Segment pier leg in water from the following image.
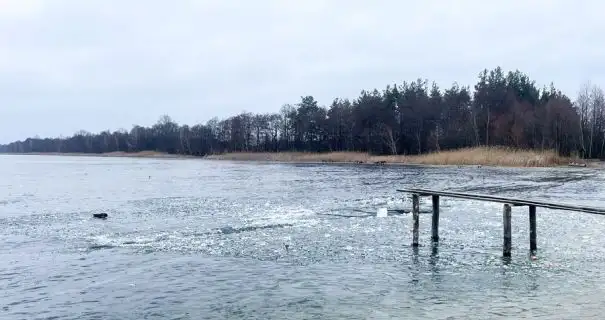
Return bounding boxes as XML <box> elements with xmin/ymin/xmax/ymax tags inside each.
<box><xmin>412</xmin><ymin>194</ymin><xmax>420</xmax><ymax>247</ymax></box>
<box><xmin>529</xmin><ymin>205</ymin><xmax>537</xmax><ymax>253</ymax></box>
<box><xmin>503</xmin><ymin>204</ymin><xmax>512</xmax><ymax>257</ymax></box>
<box><xmin>431</xmin><ymin>195</ymin><xmax>440</xmax><ymax>242</ymax></box>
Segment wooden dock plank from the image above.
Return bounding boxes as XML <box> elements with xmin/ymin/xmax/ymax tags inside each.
<box><xmin>397</xmin><ymin>188</ymin><xmax>605</xmax><ymax>215</ymax></box>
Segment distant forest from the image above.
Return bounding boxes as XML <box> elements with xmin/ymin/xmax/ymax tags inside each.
<box><xmin>2</xmin><ymin>66</ymin><xmax>605</xmax><ymax>158</ymax></box>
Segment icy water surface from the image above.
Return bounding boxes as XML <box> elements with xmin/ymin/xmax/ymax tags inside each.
<box><xmin>1</xmin><ymin>155</ymin><xmax>605</xmax><ymax>319</ymax></box>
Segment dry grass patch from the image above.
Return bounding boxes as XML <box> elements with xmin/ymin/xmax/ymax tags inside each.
<box><xmin>206</xmin><ymin>146</ymin><xmax>577</xmax><ymax>167</ymax></box>
<box><xmin>397</xmin><ymin>147</ymin><xmax>570</xmax><ymax>167</ymax></box>
<box><xmin>101</xmin><ymin>151</ymin><xmax>177</xmax><ymax>158</ymax></box>
<box><xmin>204</xmin><ymin>151</ymin><xmax>372</xmax><ymax>163</ymax></box>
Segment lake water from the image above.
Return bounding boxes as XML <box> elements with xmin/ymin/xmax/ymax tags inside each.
<box><xmin>1</xmin><ymin>155</ymin><xmax>605</xmax><ymax>319</ymax></box>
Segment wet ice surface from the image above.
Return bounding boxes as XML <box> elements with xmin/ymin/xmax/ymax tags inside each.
<box><xmin>1</xmin><ymin>155</ymin><xmax>605</xmax><ymax>319</ymax></box>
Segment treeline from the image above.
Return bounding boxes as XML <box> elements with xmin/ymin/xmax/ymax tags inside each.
<box><xmin>2</xmin><ymin>66</ymin><xmax>605</xmax><ymax>158</ymax></box>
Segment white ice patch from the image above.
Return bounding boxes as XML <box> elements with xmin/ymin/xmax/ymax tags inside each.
<box><xmin>248</xmin><ymin>205</ymin><xmax>318</xmax><ymax>227</ymax></box>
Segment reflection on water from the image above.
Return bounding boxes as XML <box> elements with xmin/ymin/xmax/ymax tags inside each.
<box><xmin>1</xmin><ymin>155</ymin><xmax>605</xmax><ymax>319</ymax></box>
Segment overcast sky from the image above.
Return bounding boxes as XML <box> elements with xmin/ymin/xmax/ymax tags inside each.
<box><xmin>1</xmin><ymin>0</ymin><xmax>604</xmax><ymax>143</ymax></box>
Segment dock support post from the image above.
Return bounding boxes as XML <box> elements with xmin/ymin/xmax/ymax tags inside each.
<box><xmin>503</xmin><ymin>204</ymin><xmax>512</xmax><ymax>257</ymax></box>
<box><xmin>529</xmin><ymin>205</ymin><xmax>537</xmax><ymax>253</ymax></box>
<box><xmin>412</xmin><ymin>194</ymin><xmax>420</xmax><ymax>247</ymax></box>
<box><xmin>431</xmin><ymin>195</ymin><xmax>439</xmax><ymax>242</ymax></box>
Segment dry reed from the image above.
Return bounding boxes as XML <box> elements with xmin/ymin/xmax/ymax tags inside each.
<box><xmin>204</xmin><ymin>146</ymin><xmax>578</xmax><ymax>167</ymax></box>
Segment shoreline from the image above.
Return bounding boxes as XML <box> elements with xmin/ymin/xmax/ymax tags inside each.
<box><xmin>0</xmin><ymin>151</ymin><xmax>194</xmax><ymax>159</ymax></box>
<box><xmin>1</xmin><ymin>147</ymin><xmax>592</xmax><ymax>168</ymax></box>
<box><xmin>202</xmin><ymin>148</ymin><xmax>585</xmax><ymax>168</ymax></box>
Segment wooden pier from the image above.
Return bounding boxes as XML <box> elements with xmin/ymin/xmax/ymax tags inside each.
<box><xmin>397</xmin><ymin>188</ymin><xmax>605</xmax><ymax>257</ymax></box>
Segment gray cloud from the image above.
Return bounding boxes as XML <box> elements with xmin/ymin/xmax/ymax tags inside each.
<box><xmin>1</xmin><ymin>0</ymin><xmax>604</xmax><ymax>143</ymax></box>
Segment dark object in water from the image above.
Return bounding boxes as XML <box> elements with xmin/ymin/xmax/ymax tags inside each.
<box><xmin>92</xmin><ymin>213</ymin><xmax>108</xmax><ymax>219</ymax></box>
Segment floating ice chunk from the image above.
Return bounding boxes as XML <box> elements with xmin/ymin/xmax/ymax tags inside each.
<box><xmin>376</xmin><ymin>207</ymin><xmax>388</xmax><ymax>218</ymax></box>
